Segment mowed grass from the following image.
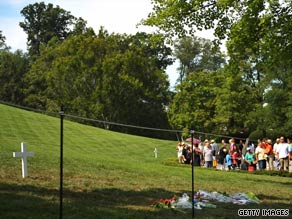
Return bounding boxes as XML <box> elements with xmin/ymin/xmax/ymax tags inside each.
<box><xmin>0</xmin><ymin>103</ymin><xmax>291</xmax><ymax>219</ymax></box>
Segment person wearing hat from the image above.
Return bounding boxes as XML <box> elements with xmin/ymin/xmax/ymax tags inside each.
<box><xmin>244</xmin><ymin>147</ymin><xmax>256</xmax><ymax>171</ymax></box>
<box><xmin>176</xmin><ymin>141</ymin><xmax>186</xmax><ymax>164</ymax></box>
<box><xmin>265</xmin><ymin>139</ymin><xmax>274</xmax><ymax>170</ymax></box>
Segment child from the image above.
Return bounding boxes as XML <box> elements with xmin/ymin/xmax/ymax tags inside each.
<box><xmin>225</xmin><ymin>150</ymin><xmax>232</xmax><ymax>170</ymax></box>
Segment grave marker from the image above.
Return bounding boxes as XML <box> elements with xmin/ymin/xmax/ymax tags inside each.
<box><xmin>13</xmin><ymin>142</ymin><xmax>34</xmax><ymax>178</ymax></box>
<box><xmin>154</xmin><ymin>147</ymin><xmax>158</xmax><ymax>158</ymax></box>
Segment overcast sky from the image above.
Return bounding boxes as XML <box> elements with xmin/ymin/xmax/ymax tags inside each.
<box><xmin>0</xmin><ymin>0</ymin><xmax>215</xmax><ymax>88</ymax></box>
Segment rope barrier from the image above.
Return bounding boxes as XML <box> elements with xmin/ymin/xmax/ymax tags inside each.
<box><xmin>0</xmin><ymin>100</ymin><xmax>251</xmax><ymax>141</ymax></box>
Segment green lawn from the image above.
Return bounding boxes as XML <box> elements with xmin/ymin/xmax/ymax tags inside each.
<box><xmin>0</xmin><ymin>103</ymin><xmax>291</xmax><ymax>219</ymax></box>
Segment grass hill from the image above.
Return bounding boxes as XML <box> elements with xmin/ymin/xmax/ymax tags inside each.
<box><xmin>0</xmin><ymin>103</ymin><xmax>291</xmax><ymax>219</ymax></box>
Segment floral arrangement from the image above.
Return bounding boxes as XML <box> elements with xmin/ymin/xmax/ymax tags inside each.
<box><xmin>150</xmin><ymin>195</ymin><xmax>177</xmax><ymax>208</ymax></box>
<box><xmin>151</xmin><ymin>191</ymin><xmax>261</xmax><ymax>210</ymax></box>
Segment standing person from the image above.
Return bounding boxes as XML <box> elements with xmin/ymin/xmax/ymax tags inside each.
<box><xmin>275</xmin><ymin>136</ymin><xmax>290</xmax><ymax>171</ymax></box>
<box><xmin>192</xmin><ymin>143</ymin><xmax>202</xmax><ymax>166</ymax></box>
<box><xmin>249</xmin><ymin>142</ymin><xmax>255</xmax><ymax>154</ymax></box>
<box><xmin>237</xmin><ymin>140</ymin><xmax>244</xmax><ymax>168</ymax></box>
<box><xmin>289</xmin><ymin>139</ymin><xmax>292</xmax><ymax>165</ymax></box>
<box><xmin>232</xmin><ymin>145</ymin><xmax>240</xmax><ymax>169</ymax></box>
<box><xmin>265</xmin><ymin>139</ymin><xmax>274</xmax><ymax>170</ymax></box>
<box><xmin>211</xmin><ymin>139</ymin><xmax>219</xmax><ymax>168</ymax></box>
<box><xmin>211</xmin><ymin>139</ymin><xmax>219</xmax><ymax>155</ymax></box>
<box><xmin>218</xmin><ymin>141</ymin><xmax>228</xmax><ymax>170</ymax></box>
<box><xmin>238</xmin><ymin>139</ymin><xmax>244</xmax><ymax>154</ymax></box>
<box><xmin>273</xmin><ymin>138</ymin><xmax>280</xmax><ymax>170</ymax></box>
<box><xmin>176</xmin><ymin>142</ymin><xmax>186</xmax><ymax>164</ymax></box>
<box><xmin>241</xmin><ymin>138</ymin><xmax>249</xmax><ymax>169</ymax></box>
<box><xmin>182</xmin><ymin>144</ymin><xmax>191</xmax><ymax>164</ymax></box>
<box><xmin>255</xmin><ymin>142</ymin><xmax>267</xmax><ymax>170</ymax></box>
<box><xmin>229</xmin><ymin>138</ymin><xmax>235</xmax><ymax>153</ymax></box>
<box><xmin>261</xmin><ymin>138</ymin><xmax>268</xmax><ymax>149</ymax></box>
<box><xmin>203</xmin><ymin>140</ymin><xmax>213</xmax><ymax>168</ymax></box>
<box><xmin>287</xmin><ymin>138</ymin><xmax>292</xmax><ymax>159</ymax></box>
<box><xmin>199</xmin><ymin>142</ymin><xmax>204</xmax><ymax>166</ymax></box>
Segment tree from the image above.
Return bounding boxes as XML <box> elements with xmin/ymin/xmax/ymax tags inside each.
<box><xmin>72</xmin><ymin>17</ymin><xmax>96</xmax><ymax>36</ymax></box>
<box><xmin>224</xmin><ymin>1</ymin><xmax>292</xmax><ymax>137</ymax></box>
<box><xmin>0</xmin><ymin>31</ymin><xmax>5</xmax><ymax>49</ymax></box>
<box><xmin>144</xmin><ymin>0</ymin><xmax>292</xmax><ymax>137</ymax></box>
<box><xmin>19</xmin><ymin>2</ymin><xmax>76</xmax><ymax>56</ymax></box>
<box><xmin>0</xmin><ymin>49</ymin><xmax>29</xmax><ymax>104</ymax></box>
<box><xmin>24</xmin><ymin>30</ymin><xmax>173</xmax><ymax>138</ymax></box>
<box><xmin>174</xmin><ymin>36</ymin><xmax>225</xmax><ymax>83</ymax></box>
<box><xmin>211</xmin><ymin>64</ymin><xmax>257</xmax><ymax>136</ymax></box>
<box><xmin>168</xmin><ymin>70</ymin><xmax>223</xmax><ymax>133</ymax></box>
<box><xmin>0</xmin><ymin>31</ymin><xmax>9</xmax><ymax>50</ymax></box>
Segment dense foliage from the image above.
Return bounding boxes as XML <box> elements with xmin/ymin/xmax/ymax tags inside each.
<box><xmin>144</xmin><ymin>0</ymin><xmax>292</xmax><ymax>138</ymax></box>
<box><xmin>19</xmin><ymin>2</ymin><xmax>80</xmax><ymax>57</ymax></box>
<box><xmin>24</xmin><ymin>30</ymin><xmax>173</xmax><ymax>137</ymax></box>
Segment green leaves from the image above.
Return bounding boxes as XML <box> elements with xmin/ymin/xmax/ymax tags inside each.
<box><xmin>168</xmin><ymin>71</ymin><xmax>222</xmax><ymax>132</ymax></box>
<box><xmin>0</xmin><ymin>31</ymin><xmax>7</xmax><ymax>50</ymax></box>
<box><xmin>24</xmin><ymin>30</ymin><xmax>172</xmax><ymax>137</ymax></box>
<box><xmin>0</xmin><ymin>50</ymin><xmax>29</xmax><ymax>104</ymax></box>
<box><xmin>19</xmin><ymin>2</ymin><xmax>77</xmax><ymax>57</ymax></box>
<box><xmin>174</xmin><ymin>36</ymin><xmax>226</xmax><ymax>84</ymax></box>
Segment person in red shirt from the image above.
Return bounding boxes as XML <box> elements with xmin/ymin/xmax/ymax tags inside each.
<box><xmin>261</xmin><ymin>138</ymin><xmax>268</xmax><ymax>149</ymax></box>
<box><xmin>265</xmin><ymin>139</ymin><xmax>274</xmax><ymax>170</ymax></box>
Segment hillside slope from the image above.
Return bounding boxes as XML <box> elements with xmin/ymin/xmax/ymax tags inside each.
<box><xmin>0</xmin><ymin>104</ymin><xmax>291</xmax><ymax>219</ymax></box>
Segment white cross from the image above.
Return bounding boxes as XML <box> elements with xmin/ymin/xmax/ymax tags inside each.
<box><xmin>13</xmin><ymin>142</ymin><xmax>35</xmax><ymax>178</ymax></box>
<box><xmin>154</xmin><ymin>148</ymin><xmax>158</xmax><ymax>158</ymax></box>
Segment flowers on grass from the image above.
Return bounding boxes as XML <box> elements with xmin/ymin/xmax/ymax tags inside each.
<box><xmin>151</xmin><ymin>195</ymin><xmax>177</xmax><ymax>208</ymax></box>
<box><xmin>151</xmin><ymin>191</ymin><xmax>261</xmax><ymax>209</ymax></box>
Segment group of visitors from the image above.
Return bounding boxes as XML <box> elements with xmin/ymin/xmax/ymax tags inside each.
<box><xmin>176</xmin><ymin>136</ymin><xmax>292</xmax><ymax>171</ymax></box>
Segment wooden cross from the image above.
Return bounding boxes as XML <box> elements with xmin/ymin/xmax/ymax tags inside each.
<box><xmin>13</xmin><ymin>142</ymin><xmax>35</xmax><ymax>178</ymax></box>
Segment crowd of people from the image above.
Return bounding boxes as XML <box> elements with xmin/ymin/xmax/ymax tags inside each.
<box><xmin>176</xmin><ymin>137</ymin><xmax>292</xmax><ymax>172</ymax></box>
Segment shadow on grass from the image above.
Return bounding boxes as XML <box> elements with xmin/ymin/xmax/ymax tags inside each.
<box><xmin>0</xmin><ymin>183</ymin><xmax>59</xmax><ymax>219</ymax></box>
<box><xmin>0</xmin><ymin>183</ymin><xmax>291</xmax><ymax>219</ymax></box>
<box><xmin>0</xmin><ymin>183</ymin><xmax>190</xmax><ymax>219</ymax></box>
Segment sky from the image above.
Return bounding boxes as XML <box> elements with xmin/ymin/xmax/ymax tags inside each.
<box><xmin>0</xmin><ymin>0</ymin><xmax>215</xmax><ymax>88</ymax></box>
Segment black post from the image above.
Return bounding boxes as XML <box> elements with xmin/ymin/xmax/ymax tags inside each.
<box><xmin>190</xmin><ymin>130</ymin><xmax>195</xmax><ymax>219</ymax></box>
<box><xmin>60</xmin><ymin>106</ymin><xmax>64</xmax><ymax>219</ymax></box>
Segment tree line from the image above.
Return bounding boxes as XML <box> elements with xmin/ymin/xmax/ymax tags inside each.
<box><xmin>1</xmin><ymin>1</ymin><xmax>292</xmax><ymax>140</ymax></box>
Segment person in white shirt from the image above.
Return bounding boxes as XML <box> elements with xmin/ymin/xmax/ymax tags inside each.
<box><xmin>273</xmin><ymin>138</ymin><xmax>280</xmax><ymax>170</ymax></box>
<box><xmin>255</xmin><ymin>143</ymin><xmax>267</xmax><ymax>170</ymax></box>
<box><xmin>203</xmin><ymin>140</ymin><xmax>213</xmax><ymax>168</ymax></box>
<box><xmin>176</xmin><ymin>142</ymin><xmax>186</xmax><ymax>163</ymax></box>
<box><xmin>275</xmin><ymin>136</ymin><xmax>289</xmax><ymax>171</ymax></box>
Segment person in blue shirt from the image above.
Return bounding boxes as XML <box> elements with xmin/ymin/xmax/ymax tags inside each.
<box><xmin>244</xmin><ymin>147</ymin><xmax>256</xmax><ymax>171</ymax></box>
<box><xmin>225</xmin><ymin>150</ymin><xmax>232</xmax><ymax>170</ymax></box>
